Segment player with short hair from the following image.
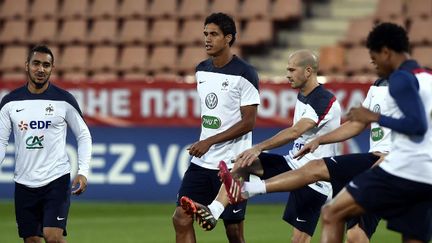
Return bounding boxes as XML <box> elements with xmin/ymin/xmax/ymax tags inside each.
<box><xmin>0</xmin><ymin>45</ymin><xmax>92</xmax><ymax>243</ymax></box>
<box><xmin>182</xmin><ymin>49</ymin><xmax>342</xmax><ymax>243</ymax></box>
<box><xmin>320</xmin><ymin>23</ymin><xmax>432</xmax><ymax>243</ymax></box>
<box><xmin>172</xmin><ymin>12</ymin><xmax>260</xmax><ymax>243</ymax></box>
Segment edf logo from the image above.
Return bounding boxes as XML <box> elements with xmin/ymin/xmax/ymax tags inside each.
<box><xmin>20</xmin><ymin>120</ymin><xmax>52</xmax><ymax>129</ymax></box>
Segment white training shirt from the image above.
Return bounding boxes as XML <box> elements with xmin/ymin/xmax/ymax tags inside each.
<box><xmin>191</xmin><ymin>56</ymin><xmax>260</xmax><ymax>170</ymax></box>
<box><xmin>362</xmin><ymin>79</ymin><xmax>394</xmax><ymax>152</ymax></box>
<box><xmin>286</xmin><ymin>85</ymin><xmax>341</xmax><ymax>195</ymax></box>
<box><xmin>380</xmin><ymin>68</ymin><xmax>432</xmax><ymax>185</ymax></box>
<box><xmin>0</xmin><ymin>83</ymin><xmax>92</xmax><ymax>187</ymax></box>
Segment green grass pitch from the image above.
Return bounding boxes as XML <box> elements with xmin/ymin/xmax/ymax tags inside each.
<box><xmin>0</xmin><ymin>201</ymin><xmax>400</xmax><ymax>242</ymax></box>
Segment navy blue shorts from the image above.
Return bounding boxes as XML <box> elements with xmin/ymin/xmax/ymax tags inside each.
<box><xmin>347</xmin><ymin>166</ymin><xmax>432</xmax><ymax>242</ymax></box>
<box><xmin>324</xmin><ymin>153</ymin><xmax>381</xmax><ymax>238</ymax></box>
<box><xmin>259</xmin><ymin>152</ymin><xmax>327</xmax><ymax>236</ymax></box>
<box><xmin>15</xmin><ymin>174</ymin><xmax>71</xmax><ymax>239</ymax></box>
<box><xmin>177</xmin><ymin>163</ymin><xmax>247</xmax><ymax>224</ymax></box>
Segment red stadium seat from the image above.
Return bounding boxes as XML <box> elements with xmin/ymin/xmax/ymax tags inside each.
<box><xmin>118</xmin><ymin>0</ymin><xmax>149</xmax><ymax>19</ymax></box>
<box><xmin>178</xmin><ymin>0</ymin><xmax>209</xmax><ymax>19</ymax></box>
<box><xmin>149</xmin><ymin>19</ymin><xmax>178</xmax><ymax>45</ymax></box>
<box><xmin>147</xmin><ymin>46</ymin><xmax>178</xmax><ymax>73</ymax></box>
<box><xmin>89</xmin><ymin>0</ymin><xmax>117</xmax><ymax>19</ymax></box>
<box><xmin>29</xmin><ymin>0</ymin><xmax>58</xmax><ymax>20</ymax></box>
<box><xmin>374</xmin><ymin>0</ymin><xmax>404</xmax><ymax>20</ymax></box>
<box><xmin>88</xmin><ymin>46</ymin><xmax>118</xmax><ymax>72</ymax></box>
<box><xmin>412</xmin><ymin>46</ymin><xmax>432</xmax><ymax>69</ymax></box>
<box><xmin>119</xmin><ymin>46</ymin><xmax>148</xmax><ymax>72</ymax></box>
<box><xmin>345</xmin><ymin>46</ymin><xmax>374</xmax><ymax>75</ymax></box>
<box><xmin>88</xmin><ymin>19</ymin><xmax>118</xmax><ymax>44</ymax></box>
<box><xmin>147</xmin><ymin>0</ymin><xmax>177</xmax><ymax>19</ymax></box>
<box><xmin>239</xmin><ymin>0</ymin><xmax>270</xmax><ymax>20</ymax></box>
<box><xmin>59</xmin><ymin>0</ymin><xmax>88</xmax><ymax>19</ymax></box>
<box><xmin>318</xmin><ymin>45</ymin><xmax>346</xmax><ymax>75</ymax></box>
<box><xmin>409</xmin><ymin>18</ymin><xmax>432</xmax><ymax>45</ymax></box>
<box><xmin>0</xmin><ymin>46</ymin><xmax>28</xmax><ymax>72</ymax></box>
<box><xmin>210</xmin><ymin>0</ymin><xmax>240</xmax><ymax>16</ymax></box>
<box><xmin>58</xmin><ymin>19</ymin><xmax>88</xmax><ymax>44</ymax></box>
<box><xmin>271</xmin><ymin>0</ymin><xmax>303</xmax><ymax>21</ymax></box>
<box><xmin>406</xmin><ymin>0</ymin><xmax>432</xmax><ymax>19</ymax></box>
<box><xmin>178</xmin><ymin>20</ymin><xmax>204</xmax><ymax>45</ymax></box>
<box><xmin>0</xmin><ymin>0</ymin><xmax>28</xmax><ymax>19</ymax></box>
<box><xmin>177</xmin><ymin>46</ymin><xmax>208</xmax><ymax>74</ymax></box>
<box><xmin>57</xmin><ymin>45</ymin><xmax>89</xmax><ymax>72</ymax></box>
<box><xmin>119</xmin><ymin>20</ymin><xmax>148</xmax><ymax>45</ymax></box>
<box><xmin>29</xmin><ymin>19</ymin><xmax>58</xmax><ymax>44</ymax></box>
<box><xmin>0</xmin><ymin>19</ymin><xmax>28</xmax><ymax>45</ymax></box>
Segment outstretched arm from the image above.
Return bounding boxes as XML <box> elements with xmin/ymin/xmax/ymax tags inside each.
<box><xmin>236</xmin><ymin>118</ymin><xmax>316</xmax><ymax>167</ymax></box>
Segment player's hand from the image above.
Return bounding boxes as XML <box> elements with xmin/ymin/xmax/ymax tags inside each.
<box><xmin>294</xmin><ymin>139</ymin><xmax>320</xmax><ymax>160</ymax></box>
<box><xmin>347</xmin><ymin>106</ymin><xmax>380</xmax><ymax>124</ymax></box>
<box><xmin>72</xmin><ymin>174</ymin><xmax>87</xmax><ymax>195</ymax></box>
<box><xmin>187</xmin><ymin>140</ymin><xmax>212</xmax><ymax>158</ymax></box>
<box><xmin>235</xmin><ymin>146</ymin><xmax>261</xmax><ymax>168</ymax></box>
<box><xmin>371</xmin><ymin>151</ymin><xmax>388</xmax><ymax>167</ymax></box>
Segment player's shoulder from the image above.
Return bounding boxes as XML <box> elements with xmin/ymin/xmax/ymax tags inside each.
<box><xmin>48</xmin><ymin>84</ymin><xmax>82</xmax><ymax>113</ymax></box>
<box><xmin>372</xmin><ymin>78</ymin><xmax>388</xmax><ymax>87</ymax></box>
<box><xmin>230</xmin><ymin>56</ymin><xmax>259</xmax><ymax>88</ymax></box>
<box><xmin>301</xmin><ymin>85</ymin><xmax>337</xmax><ymax>113</ymax></box>
<box><xmin>0</xmin><ymin>85</ymin><xmax>28</xmax><ymax>110</ymax></box>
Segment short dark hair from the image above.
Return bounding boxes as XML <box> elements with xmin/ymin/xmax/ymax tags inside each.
<box><xmin>204</xmin><ymin>12</ymin><xmax>237</xmax><ymax>46</ymax></box>
<box><xmin>366</xmin><ymin>22</ymin><xmax>409</xmax><ymax>53</ymax></box>
<box><xmin>27</xmin><ymin>45</ymin><xmax>54</xmax><ymax>64</ymax></box>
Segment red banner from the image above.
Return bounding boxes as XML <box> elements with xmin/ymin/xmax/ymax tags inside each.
<box><xmin>0</xmin><ymin>80</ymin><xmax>371</xmax><ymax>127</ymax></box>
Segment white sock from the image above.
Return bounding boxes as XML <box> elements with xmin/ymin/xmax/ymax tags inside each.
<box><xmin>208</xmin><ymin>200</ymin><xmax>225</xmax><ymax>220</ymax></box>
<box><xmin>244</xmin><ymin>179</ymin><xmax>266</xmax><ymax>198</ymax></box>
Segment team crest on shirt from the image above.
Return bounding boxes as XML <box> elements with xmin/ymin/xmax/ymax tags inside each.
<box><xmin>45</xmin><ymin>104</ymin><xmax>54</xmax><ymax>115</ymax></box>
<box><xmin>221</xmin><ymin>80</ymin><xmax>229</xmax><ymax>91</ymax></box>
<box><xmin>205</xmin><ymin>93</ymin><xmax>218</xmax><ymax>109</ymax></box>
<box><xmin>373</xmin><ymin>104</ymin><xmax>380</xmax><ymax>113</ymax></box>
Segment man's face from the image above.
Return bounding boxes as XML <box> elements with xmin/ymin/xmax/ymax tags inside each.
<box><xmin>203</xmin><ymin>23</ymin><xmax>230</xmax><ymax>56</ymax></box>
<box><xmin>26</xmin><ymin>52</ymin><xmax>53</xmax><ymax>88</ymax></box>
<box><xmin>286</xmin><ymin>57</ymin><xmax>308</xmax><ymax>89</ymax></box>
<box><xmin>369</xmin><ymin>49</ymin><xmax>392</xmax><ymax>78</ymax></box>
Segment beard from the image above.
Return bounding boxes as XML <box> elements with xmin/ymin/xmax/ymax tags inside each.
<box><xmin>28</xmin><ymin>72</ymin><xmax>50</xmax><ymax>89</ymax></box>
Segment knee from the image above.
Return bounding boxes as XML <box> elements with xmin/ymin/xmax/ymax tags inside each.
<box><xmin>346</xmin><ymin>227</ymin><xmax>369</xmax><ymax>243</ymax></box>
<box><xmin>24</xmin><ymin>236</ymin><xmax>42</xmax><ymax>243</ymax></box>
<box><xmin>321</xmin><ymin>204</ymin><xmax>338</xmax><ymax>224</ymax></box>
<box><xmin>44</xmin><ymin>235</ymin><xmax>63</xmax><ymax>243</ymax></box>
<box><xmin>305</xmin><ymin>159</ymin><xmax>328</xmax><ymax>181</ymax></box>
<box><xmin>291</xmin><ymin>230</ymin><xmax>311</xmax><ymax>243</ymax></box>
<box><xmin>172</xmin><ymin>208</ymin><xmax>193</xmax><ymax>229</ymax></box>
<box><xmin>225</xmin><ymin>223</ymin><xmax>244</xmax><ymax>243</ymax></box>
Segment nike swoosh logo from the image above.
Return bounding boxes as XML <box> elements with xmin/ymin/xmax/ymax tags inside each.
<box><xmin>233</xmin><ymin>209</ymin><xmax>242</xmax><ymax>214</ymax></box>
<box><xmin>330</xmin><ymin>157</ymin><xmax>337</xmax><ymax>163</ymax></box>
<box><xmin>296</xmin><ymin>217</ymin><xmax>307</xmax><ymax>222</ymax></box>
<box><xmin>349</xmin><ymin>181</ymin><xmax>359</xmax><ymax>189</ymax></box>
<box><xmin>16</xmin><ymin>109</ymin><xmax>24</xmax><ymax>112</ymax></box>
<box><xmin>57</xmin><ymin>216</ymin><xmax>65</xmax><ymax>221</ymax></box>
<box><xmin>198</xmin><ymin>81</ymin><xmax>206</xmax><ymax>84</ymax></box>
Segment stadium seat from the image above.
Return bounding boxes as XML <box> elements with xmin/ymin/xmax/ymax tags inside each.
<box><xmin>178</xmin><ymin>0</ymin><xmax>209</xmax><ymax>19</ymax></box>
<box><xmin>28</xmin><ymin>0</ymin><xmax>59</xmax><ymax>20</ymax></box>
<box><xmin>0</xmin><ymin>46</ymin><xmax>28</xmax><ymax>72</ymax></box>
<box><xmin>147</xmin><ymin>0</ymin><xmax>177</xmax><ymax>19</ymax></box>
<box><xmin>118</xmin><ymin>0</ymin><xmax>149</xmax><ymax>19</ymax></box>
<box><xmin>0</xmin><ymin>19</ymin><xmax>28</xmax><ymax>44</ymax></box>
<box><xmin>147</xmin><ymin>46</ymin><xmax>178</xmax><ymax>73</ymax></box>
<box><xmin>122</xmin><ymin>71</ymin><xmax>151</xmax><ymax>81</ymax></box>
<box><xmin>210</xmin><ymin>0</ymin><xmax>240</xmax><ymax>16</ymax></box>
<box><xmin>149</xmin><ymin>19</ymin><xmax>178</xmax><ymax>45</ymax></box>
<box><xmin>409</xmin><ymin>18</ymin><xmax>432</xmax><ymax>45</ymax></box>
<box><xmin>342</xmin><ymin>17</ymin><xmax>375</xmax><ymax>46</ymax></box>
<box><xmin>59</xmin><ymin>0</ymin><xmax>88</xmax><ymax>19</ymax></box>
<box><xmin>178</xmin><ymin>19</ymin><xmax>204</xmax><ymax>45</ymax></box>
<box><xmin>271</xmin><ymin>0</ymin><xmax>302</xmax><ymax>21</ymax></box>
<box><xmin>88</xmin><ymin>19</ymin><xmax>118</xmax><ymax>44</ymax></box>
<box><xmin>88</xmin><ymin>46</ymin><xmax>118</xmax><ymax>72</ymax></box>
<box><xmin>412</xmin><ymin>46</ymin><xmax>432</xmax><ymax>69</ymax></box>
<box><xmin>177</xmin><ymin>46</ymin><xmax>208</xmax><ymax>74</ymax></box>
<box><xmin>61</xmin><ymin>71</ymin><xmax>88</xmax><ymax>81</ymax></box>
<box><xmin>90</xmin><ymin>72</ymin><xmax>119</xmax><ymax>82</ymax></box>
<box><xmin>237</xmin><ymin>19</ymin><xmax>273</xmax><ymax>46</ymax></box>
<box><xmin>318</xmin><ymin>45</ymin><xmax>345</xmax><ymax>75</ymax></box>
<box><xmin>0</xmin><ymin>0</ymin><xmax>28</xmax><ymax>19</ymax></box>
<box><xmin>118</xmin><ymin>20</ymin><xmax>148</xmax><ymax>45</ymax></box>
<box><xmin>239</xmin><ymin>0</ymin><xmax>270</xmax><ymax>20</ymax></box>
<box><xmin>58</xmin><ymin>19</ymin><xmax>88</xmax><ymax>44</ymax></box>
<box><xmin>376</xmin><ymin>15</ymin><xmax>406</xmax><ymax>28</ymax></box>
<box><xmin>29</xmin><ymin>19</ymin><xmax>58</xmax><ymax>44</ymax></box>
<box><xmin>373</xmin><ymin>0</ymin><xmax>404</xmax><ymax>20</ymax></box>
<box><xmin>345</xmin><ymin>46</ymin><xmax>374</xmax><ymax>75</ymax></box>
<box><xmin>119</xmin><ymin>46</ymin><xmax>148</xmax><ymax>72</ymax></box>
<box><xmin>57</xmin><ymin>45</ymin><xmax>89</xmax><ymax>72</ymax></box>
<box><xmin>1</xmin><ymin>71</ymin><xmax>27</xmax><ymax>81</ymax></box>
<box><xmin>406</xmin><ymin>0</ymin><xmax>432</xmax><ymax>19</ymax></box>
<box><xmin>89</xmin><ymin>0</ymin><xmax>117</xmax><ymax>20</ymax></box>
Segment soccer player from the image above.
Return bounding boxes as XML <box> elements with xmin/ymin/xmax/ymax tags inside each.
<box><xmin>320</xmin><ymin>23</ymin><xmax>432</xmax><ymax>243</ymax></box>
<box><xmin>183</xmin><ymin>49</ymin><xmax>342</xmax><ymax>242</ymax></box>
<box><xmin>172</xmin><ymin>13</ymin><xmax>260</xmax><ymax>243</ymax></box>
<box><xmin>0</xmin><ymin>45</ymin><xmax>92</xmax><ymax>243</ymax></box>
<box><xmin>219</xmin><ymin>77</ymin><xmax>391</xmax><ymax>243</ymax></box>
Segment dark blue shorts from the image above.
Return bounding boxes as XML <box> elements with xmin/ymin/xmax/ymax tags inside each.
<box><xmin>323</xmin><ymin>153</ymin><xmax>381</xmax><ymax>238</ymax></box>
<box><xmin>15</xmin><ymin>173</ymin><xmax>71</xmax><ymax>239</ymax></box>
<box><xmin>177</xmin><ymin>163</ymin><xmax>247</xmax><ymax>224</ymax></box>
<box><xmin>347</xmin><ymin>166</ymin><xmax>432</xmax><ymax>242</ymax></box>
<box><xmin>259</xmin><ymin>152</ymin><xmax>327</xmax><ymax>236</ymax></box>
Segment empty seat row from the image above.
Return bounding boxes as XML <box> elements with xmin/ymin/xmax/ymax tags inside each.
<box><xmin>0</xmin><ymin>18</ymin><xmax>273</xmax><ymax>47</ymax></box>
<box><xmin>318</xmin><ymin>45</ymin><xmax>432</xmax><ymax>76</ymax></box>
<box><xmin>0</xmin><ymin>45</ymin><xmax>242</xmax><ymax>76</ymax></box>
<box><xmin>0</xmin><ymin>0</ymin><xmax>302</xmax><ymax>21</ymax></box>
<box><xmin>374</xmin><ymin>0</ymin><xmax>432</xmax><ymax>20</ymax></box>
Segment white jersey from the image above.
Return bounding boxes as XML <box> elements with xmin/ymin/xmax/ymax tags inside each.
<box><xmin>0</xmin><ymin>84</ymin><xmax>92</xmax><ymax>187</ymax></box>
<box><xmin>362</xmin><ymin>79</ymin><xmax>394</xmax><ymax>152</ymax></box>
<box><xmin>380</xmin><ymin>68</ymin><xmax>432</xmax><ymax>185</ymax></box>
<box><xmin>191</xmin><ymin>56</ymin><xmax>260</xmax><ymax>170</ymax></box>
<box><xmin>287</xmin><ymin>85</ymin><xmax>341</xmax><ymax>195</ymax></box>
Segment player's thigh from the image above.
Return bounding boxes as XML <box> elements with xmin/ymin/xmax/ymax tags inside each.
<box><xmin>43</xmin><ymin>174</ymin><xmax>71</xmax><ymax>235</ymax></box>
<box><xmin>346</xmin><ymin>213</ymin><xmax>380</xmax><ymax>240</ymax></box>
<box><xmin>283</xmin><ymin>186</ymin><xmax>327</xmax><ymax>236</ymax></box>
<box><xmin>15</xmin><ymin>182</ymin><xmax>44</xmax><ymax>238</ymax></box>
